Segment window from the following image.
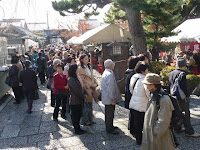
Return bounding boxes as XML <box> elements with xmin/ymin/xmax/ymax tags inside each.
<box><xmin>112</xmin><ymin>46</ymin><xmax>121</xmax><ymax>55</ymax></box>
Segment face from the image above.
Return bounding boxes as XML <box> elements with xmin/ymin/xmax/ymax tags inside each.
<box><xmin>76</xmin><ymin>69</ymin><xmax>79</xmax><ymax>75</ymax></box>
<box><xmin>146</xmin><ymin>84</ymin><xmax>155</xmax><ymax>92</ymax></box>
<box><xmin>70</xmin><ymin>59</ymin><xmax>75</xmax><ymax>65</ymax></box>
<box><xmin>142</xmin><ymin>69</ymin><xmax>148</xmax><ymax>75</ymax></box>
<box><xmin>57</xmin><ymin>67</ymin><xmax>63</xmax><ymax>74</ymax></box>
<box><xmin>64</xmin><ymin>53</ymin><xmax>68</xmax><ymax>59</ymax></box>
<box><xmin>81</xmin><ymin>56</ymin><xmax>89</xmax><ymax>65</ymax></box>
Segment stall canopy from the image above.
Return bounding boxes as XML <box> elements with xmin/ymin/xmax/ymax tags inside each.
<box><xmin>161</xmin><ymin>18</ymin><xmax>200</xmax><ymax>43</ymax></box>
<box><xmin>69</xmin><ymin>24</ymin><xmax>131</xmax><ymax>45</ymax></box>
<box><xmin>67</xmin><ymin>36</ymin><xmax>78</xmax><ymax>44</ymax></box>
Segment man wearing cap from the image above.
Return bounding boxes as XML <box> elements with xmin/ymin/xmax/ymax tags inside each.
<box><xmin>169</xmin><ymin>57</ymin><xmax>200</xmax><ymax>137</ymax></box>
<box><xmin>142</xmin><ymin>73</ymin><xmax>176</xmax><ymax>150</ymax></box>
<box><xmin>101</xmin><ymin>59</ymin><xmax>122</xmax><ymax>134</ymax></box>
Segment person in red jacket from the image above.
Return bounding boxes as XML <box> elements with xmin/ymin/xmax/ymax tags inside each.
<box><xmin>53</xmin><ymin>63</ymin><xmax>69</xmax><ymax>122</ymax></box>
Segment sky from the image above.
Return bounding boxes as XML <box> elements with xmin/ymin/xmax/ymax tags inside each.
<box><xmin>0</xmin><ymin>0</ymin><xmax>111</xmax><ymax>30</ymax></box>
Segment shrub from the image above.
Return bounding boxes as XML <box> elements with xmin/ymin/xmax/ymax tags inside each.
<box><xmin>186</xmin><ymin>75</ymin><xmax>200</xmax><ymax>92</ymax></box>
<box><xmin>151</xmin><ymin>61</ymin><xmax>165</xmax><ymax>75</ymax></box>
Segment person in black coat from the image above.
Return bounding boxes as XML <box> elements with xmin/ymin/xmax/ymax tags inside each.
<box><xmin>37</xmin><ymin>52</ymin><xmax>47</xmax><ymax>85</ymax></box>
<box><xmin>68</xmin><ymin>64</ymin><xmax>86</xmax><ymax>135</ymax></box>
<box><xmin>125</xmin><ymin>56</ymin><xmax>139</xmax><ymax>136</ymax></box>
<box><xmin>9</xmin><ymin>56</ymin><xmax>21</xmax><ymax>104</ymax></box>
<box><xmin>169</xmin><ymin>57</ymin><xmax>200</xmax><ymax>137</ymax></box>
<box><xmin>20</xmin><ymin>60</ymin><xmax>38</xmax><ymax>114</ymax></box>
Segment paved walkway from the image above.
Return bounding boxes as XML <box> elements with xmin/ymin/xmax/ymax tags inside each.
<box><xmin>0</xmin><ymin>72</ymin><xmax>200</xmax><ymax>150</ymax></box>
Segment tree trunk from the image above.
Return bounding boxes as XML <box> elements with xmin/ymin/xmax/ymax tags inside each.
<box><xmin>125</xmin><ymin>8</ymin><xmax>147</xmax><ymax>55</ymax></box>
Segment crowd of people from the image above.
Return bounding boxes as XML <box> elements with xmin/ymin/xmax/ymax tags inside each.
<box><xmin>5</xmin><ymin>44</ymin><xmax>200</xmax><ymax>149</ymax></box>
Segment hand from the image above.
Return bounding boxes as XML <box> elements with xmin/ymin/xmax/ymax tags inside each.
<box><xmin>186</xmin><ymin>97</ymin><xmax>190</xmax><ymax>101</ymax></box>
<box><xmin>112</xmin><ymin>99</ymin><xmax>117</xmax><ymax>105</ymax></box>
<box><xmin>65</xmin><ymin>85</ymin><xmax>69</xmax><ymax>90</ymax></box>
<box><xmin>91</xmin><ymin>84</ymin><xmax>97</xmax><ymax>90</ymax></box>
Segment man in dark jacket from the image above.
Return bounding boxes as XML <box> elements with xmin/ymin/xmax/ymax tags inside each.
<box><xmin>169</xmin><ymin>57</ymin><xmax>200</xmax><ymax>137</ymax></box>
<box><xmin>37</xmin><ymin>52</ymin><xmax>47</xmax><ymax>85</ymax></box>
<box><xmin>9</xmin><ymin>56</ymin><xmax>21</xmax><ymax>104</ymax></box>
<box><xmin>20</xmin><ymin>60</ymin><xmax>38</xmax><ymax>113</ymax></box>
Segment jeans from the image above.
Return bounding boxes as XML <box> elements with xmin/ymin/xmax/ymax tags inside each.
<box><xmin>105</xmin><ymin>105</ymin><xmax>115</xmax><ymax>133</ymax></box>
<box><xmin>53</xmin><ymin>94</ymin><xmax>67</xmax><ymax>119</ymax></box>
<box><xmin>12</xmin><ymin>86</ymin><xmax>21</xmax><ymax>103</ymax></box>
<box><xmin>24</xmin><ymin>90</ymin><xmax>34</xmax><ymax>111</ymax></box>
<box><xmin>51</xmin><ymin>90</ymin><xmax>55</xmax><ymax>107</ymax></box>
<box><xmin>81</xmin><ymin>102</ymin><xmax>93</xmax><ymax>124</ymax></box>
<box><xmin>71</xmin><ymin>105</ymin><xmax>82</xmax><ymax>132</ymax></box>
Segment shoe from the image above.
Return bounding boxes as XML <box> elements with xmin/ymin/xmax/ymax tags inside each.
<box><xmin>83</xmin><ymin>123</ymin><xmax>92</xmax><ymax>126</ymax></box>
<box><xmin>61</xmin><ymin>115</ymin><xmax>67</xmax><ymax>120</ymax></box>
<box><xmin>113</xmin><ymin>126</ymin><xmax>119</xmax><ymax>130</ymax></box>
<box><xmin>75</xmin><ymin>130</ymin><xmax>86</xmax><ymax>135</ymax></box>
<box><xmin>14</xmin><ymin>102</ymin><xmax>20</xmax><ymax>104</ymax></box>
<box><xmin>53</xmin><ymin>118</ymin><xmax>58</xmax><ymax>122</ymax></box>
<box><xmin>185</xmin><ymin>132</ymin><xmax>200</xmax><ymax>137</ymax></box>
<box><xmin>91</xmin><ymin>121</ymin><xmax>96</xmax><ymax>125</ymax></box>
<box><xmin>174</xmin><ymin>129</ymin><xmax>185</xmax><ymax>133</ymax></box>
<box><xmin>26</xmin><ymin>110</ymin><xmax>32</xmax><ymax>114</ymax></box>
<box><xmin>107</xmin><ymin>130</ymin><xmax>119</xmax><ymax>135</ymax></box>
<box><xmin>136</xmin><ymin>140</ymin><xmax>142</xmax><ymax>145</ymax></box>
<box><xmin>51</xmin><ymin>104</ymin><xmax>55</xmax><ymax>107</ymax></box>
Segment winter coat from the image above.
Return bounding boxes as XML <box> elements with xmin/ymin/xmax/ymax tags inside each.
<box><xmin>129</xmin><ymin>73</ymin><xmax>149</xmax><ymax>112</ymax></box>
<box><xmin>168</xmin><ymin>68</ymin><xmax>190</xmax><ymax>98</ymax></box>
<box><xmin>9</xmin><ymin>65</ymin><xmax>19</xmax><ymax>88</ymax></box>
<box><xmin>125</xmin><ymin>69</ymin><xmax>136</xmax><ymax>109</ymax></box>
<box><xmin>19</xmin><ymin>68</ymin><xmax>38</xmax><ymax>91</ymax></box>
<box><xmin>101</xmin><ymin>69</ymin><xmax>122</xmax><ymax>105</ymax></box>
<box><xmin>37</xmin><ymin>57</ymin><xmax>47</xmax><ymax>73</ymax></box>
<box><xmin>53</xmin><ymin>73</ymin><xmax>68</xmax><ymax>95</ymax></box>
<box><xmin>68</xmin><ymin>77</ymin><xmax>84</xmax><ymax>105</ymax></box>
<box><xmin>78</xmin><ymin>66</ymin><xmax>97</xmax><ymax>102</ymax></box>
<box><xmin>142</xmin><ymin>89</ymin><xmax>176</xmax><ymax>150</ymax></box>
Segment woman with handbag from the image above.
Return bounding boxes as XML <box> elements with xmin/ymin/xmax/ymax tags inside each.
<box><xmin>53</xmin><ymin>63</ymin><xmax>69</xmax><ymax>122</ymax></box>
<box><xmin>68</xmin><ymin>64</ymin><xmax>86</xmax><ymax>135</ymax></box>
<box><xmin>78</xmin><ymin>54</ymin><xmax>98</xmax><ymax>126</ymax></box>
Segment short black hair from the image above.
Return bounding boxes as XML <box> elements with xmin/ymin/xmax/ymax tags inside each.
<box><xmin>24</xmin><ymin>60</ymin><xmax>31</xmax><ymax>68</ymax></box>
<box><xmin>38</xmin><ymin>52</ymin><xmax>43</xmax><ymax>57</ymax></box>
<box><xmin>138</xmin><ymin>54</ymin><xmax>148</xmax><ymax>61</ymax></box>
<box><xmin>11</xmin><ymin>56</ymin><xmax>19</xmax><ymax>64</ymax></box>
<box><xmin>67</xmin><ymin>57</ymin><xmax>73</xmax><ymax>64</ymax></box>
<box><xmin>135</xmin><ymin>61</ymin><xmax>149</xmax><ymax>73</ymax></box>
<box><xmin>56</xmin><ymin>63</ymin><xmax>64</xmax><ymax>71</ymax></box>
<box><xmin>129</xmin><ymin>56</ymin><xmax>139</xmax><ymax>69</ymax></box>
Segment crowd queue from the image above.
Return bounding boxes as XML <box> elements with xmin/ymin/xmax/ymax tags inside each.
<box><xmin>5</xmin><ymin>44</ymin><xmax>200</xmax><ymax>150</ymax></box>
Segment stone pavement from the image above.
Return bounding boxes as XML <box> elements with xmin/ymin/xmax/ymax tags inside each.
<box><xmin>0</xmin><ymin>73</ymin><xmax>200</xmax><ymax>150</ymax></box>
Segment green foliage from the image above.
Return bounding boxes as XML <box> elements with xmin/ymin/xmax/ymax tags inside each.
<box><xmin>151</xmin><ymin>61</ymin><xmax>165</xmax><ymax>75</ymax></box>
<box><xmin>159</xmin><ymin>66</ymin><xmax>193</xmax><ymax>86</ymax></box>
<box><xmin>186</xmin><ymin>75</ymin><xmax>200</xmax><ymax>92</ymax></box>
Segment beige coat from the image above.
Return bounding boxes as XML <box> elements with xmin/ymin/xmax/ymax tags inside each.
<box><xmin>78</xmin><ymin>66</ymin><xmax>98</xmax><ymax>102</ymax></box>
<box><xmin>142</xmin><ymin>92</ymin><xmax>176</xmax><ymax>150</ymax></box>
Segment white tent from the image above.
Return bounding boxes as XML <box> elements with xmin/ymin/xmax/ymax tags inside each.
<box><xmin>67</xmin><ymin>36</ymin><xmax>78</xmax><ymax>44</ymax></box>
<box><xmin>70</xmin><ymin>24</ymin><xmax>131</xmax><ymax>45</ymax></box>
<box><xmin>161</xmin><ymin>18</ymin><xmax>200</xmax><ymax>43</ymax></box>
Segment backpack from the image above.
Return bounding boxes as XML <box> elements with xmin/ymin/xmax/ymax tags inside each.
<box><xmin>156</xmin><ymin>91</ymin><xmax>184</xmax><ymax>127</ymax></box>
<box><xmin>170</xmin><ymin>72</ymin><xmax>186</xmax><ymax>100</ymax></box>
<box><xmin>156</xmin><ymin>91</ymin><xmax>184</xmax><ymax>147</ymax></box>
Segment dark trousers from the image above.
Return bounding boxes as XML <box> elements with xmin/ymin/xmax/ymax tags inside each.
<box><xmin>53</xmin><ymin>94</ymin><xmax>67</xmax><ymax>119</ymax></box>
<box><xmin>38</xmin><ymin>72</ymin><xmax>45</xmax><ymax>84</ymax></box>
<box><xmin>24</xmin><ymin>90</ymin><xmax>34</xmax><ymax>111</ymax></box>
<box><xmin>174</xmin><ymin>99</ymin><xmax>194</xmax><ymax>135</ymax></box>
<box><xmin>19</xmin><ymin>86</ymin><xmax>24</xmax><ymax>99</ymax></box>
<box><xmin>71</xmin><ymin>105</ymin><xmax>82</xmax><ymax>132</ymax></box>
<box><xmin>12</xmin><ymin>86</ymin><xmax>21</xmax><ymax>103</ymax></box>
<box><xmin>105</xmin><ymin>105</ymin><xmax>115</xmax><ymax>133</ymax></box>
<box><xmin>129</xmin><ymin>111</ymin><xmax>135</xmax><ymax>136</ymax></box>
<box><xmin>51</xmin><ymin>90</ymin><xmax>56</xmax><ymax>107</ymax></box>
<box><xmin>130</xmin><ymin>109</ymin><xmax>145</xmax><ymax>144</ymax></box>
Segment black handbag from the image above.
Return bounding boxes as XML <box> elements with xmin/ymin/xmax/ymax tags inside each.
<box><xmin>5</xmin><ymin>76</ymin><xmax>11</xmax><ymax>86</ymax></box>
